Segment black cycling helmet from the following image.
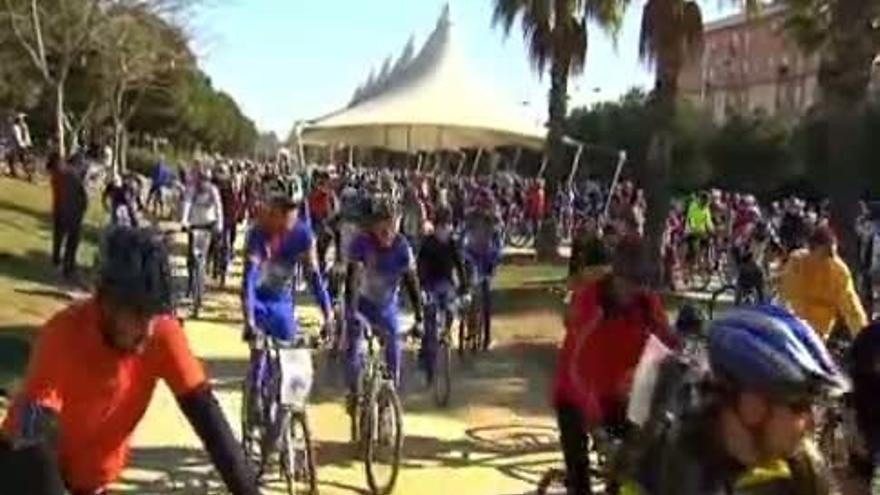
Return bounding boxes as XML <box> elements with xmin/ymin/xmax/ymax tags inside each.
<box><xmin>97</xmin><ymin>227</ymin><xmax>173</xmax><ymax>315</ymax></box>
<box><xmin>263</xmin><ymin>178</ymin><xmax>300</xmax><ymax>210</ymax></box>
<box><xmin>675</xmin><ymin>304</ymin><xmax>705</xmax><ymax>335</ymax></box>
<box><xmin>363</xmin><ymin>196</ymin><xmax>398</xmax><ymax>226</ymax></box>
<box><xmin>434</xmin><ymin>206</ymin><xmax>453</xmax><ymax>226</ymax></box>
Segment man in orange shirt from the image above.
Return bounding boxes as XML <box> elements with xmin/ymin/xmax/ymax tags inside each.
<box><xmin>0</xmin><ymin>227</ymin><xmax>260</xmax><ymax>495</ymax></box>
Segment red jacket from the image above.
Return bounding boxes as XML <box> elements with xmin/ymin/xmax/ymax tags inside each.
<box><xmin>552</xmin><ymin>278</ymin><xmax>678</xmax><ymax>425</ymax></box>
<box><xmin>526</xmin><ymin>187</ymin><xmax>545</xmax><ymax>219</ymax></box>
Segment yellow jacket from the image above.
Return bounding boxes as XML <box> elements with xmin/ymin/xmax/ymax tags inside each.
<box><xmin>778</xmin><ymin>249</ymin><xmax>867</xmax><ymax>339</ymax></box>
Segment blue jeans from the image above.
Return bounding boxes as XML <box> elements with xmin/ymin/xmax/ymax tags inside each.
<box><xmin>420</xmin><ymin>283</ymin><xmax>456</xmax><ymax>377</ymax></box>
<box><xmin>345</xmin><ymin>297</ymin><xmax>401</xmax><ymax>392</ymax></box>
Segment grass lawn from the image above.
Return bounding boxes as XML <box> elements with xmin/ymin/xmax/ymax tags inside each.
<box><xmin>0</xmin><ymin>177</ymin><xmax>104</xmax><ymax>394</ymax></box>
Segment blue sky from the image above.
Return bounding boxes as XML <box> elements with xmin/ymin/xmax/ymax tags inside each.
<box><xmin>192</xmin><ymin>0</ymin><xmax>732</xmax><ymax>137</ymax></box>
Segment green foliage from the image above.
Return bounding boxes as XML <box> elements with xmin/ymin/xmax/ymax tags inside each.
<box><xmin>0</xmin><ymin>1</ymin><xmax>258</xmax><ymax>156</ymax></box>
<box><xmin>565</xmin><ymin>88</ymin><xmax>712</xmax><ymax>190</ymax></box>
<box><xmin>562</xmin><ymin>91</ymin><xmax>857</xmax><ymax>196</ymax></box>
<box><xmin>707</xmin><ymin>111</ymin><xmax>799</xmax><ymax>193</ymax></box>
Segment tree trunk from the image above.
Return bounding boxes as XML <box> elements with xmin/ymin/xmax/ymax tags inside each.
<box><xmin>54</xmin><ymin>81</ymin><xmax>66</xmax><ymax>158</ymax></box>
<box><xmin>546</xmin><ymin>56</ymin><xmax>569</xmax><ymax>189</ymax></box>
<box><xmin>113</xmin><ymin>121</ymin><xmax>123</xmax><ymax>176</ymax></box>
<box><xmin>816</xmin><ymin>0</ymin><xmax>874</xmax><ymax>273</ymax></box>
<box><xmin>824</xmin><ymin>103</ymin><xmax>864</xmax><ymax>271</ymax></box>
<box><xmin>535</xmin><ymin>56</ymin><xmax>570</xmax><ymax>262</ymax></box>
<box><xmin>642</xmin><ymin>72</ymin><xmax>678</xmax><ymax>288</ymax></box>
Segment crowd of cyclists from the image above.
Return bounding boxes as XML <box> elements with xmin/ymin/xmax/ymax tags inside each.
<box><xmin>2</xmin><ymin>148</ymin><xmax>880</xmax><ymax>495</ymax></box>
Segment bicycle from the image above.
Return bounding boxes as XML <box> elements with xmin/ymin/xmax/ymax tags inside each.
<box><xmin>814</xmin><ymin>333</ymin><xmax>867</xmax><ymax>475</ymax></box>
<box><xmin>536</xmin><ymin>424</ymin><xmax>627</xmax><ymax>495</ymax></box>
<box><xmin>210</xmin><ymin>226</ymin><xmax>231</xmax><ymax>289</ymax></box>
<box><xmin>460</xmin><ymin>268</ymin><xmax>490</xmax><ymax>356</ymax></box>
<box><xmin>424</xmin><ymin>290</ymin><xmax>469</xmax><ymax>407</ymax></box>
<box><xmin>185</xmin><ymin>223</ymin><xmax>216</xmax><ymax>319</ymax></box>
<box><xmin>348</xmin><ymin>314</ymin><xmax>404</xmax><ymax>495</ymax></box>
<box><xmin>241</xmin><ymin>332</ymin><xmax>319</xmax><ymax>495</ymax></box>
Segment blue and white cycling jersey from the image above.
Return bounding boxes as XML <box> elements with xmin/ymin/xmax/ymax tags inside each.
<box><xmin>242</xmin><ymin>220</ymin><xmax>321</xmax><ymax>341</ymax></box>
<box><xmin>348</xmin><ymin>232</ymin><xmax>415</xmax><ymax>308</ymax></box>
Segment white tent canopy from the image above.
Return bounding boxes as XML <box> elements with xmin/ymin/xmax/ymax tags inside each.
<box><xmin>301</xmin><ymin>5</ymin><xmax>546</xmax><ymax>153</ymax></box>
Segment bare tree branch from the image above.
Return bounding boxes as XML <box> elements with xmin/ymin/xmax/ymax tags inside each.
<box><xmin>4</xmin><ymin>0</ymin><xmax>51</xmax><ymax>80</ymax></box>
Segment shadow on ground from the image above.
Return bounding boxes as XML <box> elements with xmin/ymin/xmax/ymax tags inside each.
<box><xmin>205</xmin><ymin>337</ymin><xmax>558</xmax><ymax>420</ymax></box>
<box><xmin>119</xmin><ymin>422</ymin><xmax>561</xmax><ymax>495</ymax></box>
<box><xmin>0</xmin><ymin>198</ymin><xmax>101</xmax><ymax>249</ymax></box>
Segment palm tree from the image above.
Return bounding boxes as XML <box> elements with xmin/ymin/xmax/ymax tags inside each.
<box><xmin>492</xmin><ymin>0</ymin><xmax>626</xmax><ymax>186</ymax></box>
<box><xmin>493</xmin><ymin>0</ymin><xmax>627</xmax><ymax>259</ymax></box>
<box><xmin>636</xmin><ymin>0</ymin><xmax>705</xmax><ymax>285</ymax></box>
<box><xmin>784</xmin><ymin>0</ymin><xmax>878</xmax><ymax>267</ymax></box>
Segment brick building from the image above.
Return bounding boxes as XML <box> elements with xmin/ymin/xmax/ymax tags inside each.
<box><xmin>679</xmin><ymin>4</ymin><xmax>821</xmax><ymax>122</ymax></box>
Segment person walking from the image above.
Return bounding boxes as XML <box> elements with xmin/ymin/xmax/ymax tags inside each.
<box><xmin>9</xmin><ymin>112</ymin><xmax>32</xmax><ymax>179</ymax></box>
<box><xmin>50</xmin><ymin>153</ymin><xmax>88</xmax><ymax>282</ymax></box>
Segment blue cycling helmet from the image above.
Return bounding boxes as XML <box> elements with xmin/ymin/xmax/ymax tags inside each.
<box><xmin>708</xmin><ymin>304</ymin><xmax>850</xmax><ymax>399</ymax></box>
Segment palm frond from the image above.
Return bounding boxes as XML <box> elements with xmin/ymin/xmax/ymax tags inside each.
<box><xmin>491</xmin><ymin>0</ymin><xmax>525</xmax><ymax>37</ymax></box>
<box><xmin>681</xmin><ymin>1</ymin><xmax>704</xmax><ymax>62</ymax></box>
<box><xmin>584</xmin><ymin>0</ymin><xmax>629</xmax><ymax>41</ymax></box>
<box><xmin>565</xmin><ymin>17</ymin><xmax>589</xmax><ymax>74</ymax></box>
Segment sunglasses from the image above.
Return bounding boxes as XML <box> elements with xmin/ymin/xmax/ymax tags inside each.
<box><xmin>780</xmin><ymin>398</ymin><xmax>815</xmax><ymax>415</ymax></box>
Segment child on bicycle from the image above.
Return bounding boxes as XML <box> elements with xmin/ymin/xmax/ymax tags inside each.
<box><xmin>417</xmin><ymin>206</ymin><xmax>469</xmax><ymax>384</ymax></box>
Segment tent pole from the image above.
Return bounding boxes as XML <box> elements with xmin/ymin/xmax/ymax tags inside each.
<box><xmin>511</xmin><ymin>147</ymin><xmax>522</xmax><ymax>173</ymax></box>
<box><xmin>603</xmin><ymin>151</ymin><xmax>628</xmax><ymax>219</ymax></box>
<box><xmin>416</xmin><ymin>152</ymin><xmax>424</xmax><ymax>173</ymax></box>
<box><xmin>567</xmin><ymin>144</ymin><xmax>584</xmax><ymax>188</ymax></box>
<box><xmin>455</xmin><ymin>152</ymin><xmax>466</xmax><ymax>177</ymax></box>
<box><xmin>348</xmin><ymin>146</ymin><xmax>354</xmax><ymax>168</ymax></box>
<box><xmin>295</xmin><ymin>121</ymin><xmax>306</xmax><ymax>168</ymax></box>
<box><xmin>537</xmin><ymin>155</ymin><xmax>548</xmax><ymax>178</ymax></box>
<box><xmin>471</xmin><ymin>148</ymin><xmax>484</xmax><ymax>177</ymax></box>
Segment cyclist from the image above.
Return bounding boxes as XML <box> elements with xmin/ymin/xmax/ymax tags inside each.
<box><xmin>778</xmin><ymin>225</ymin><xmax>867</xmax><ymax>340</ymax></box>
<box><xmin>525</xmin><ymin>178</ymin><xmax>546</xmax><ymax>234</ymax></box>
<box><xmin>0</xmin><ymin>227</ymin><xmax>259</xmax><ymax>495</ymax></box>
<box><xmin>180</xmin><ymin>166</ymin><xmax>224</xmax><ymax>295</ymax></box>
<box><xmin>552</xmin><ymin>238</ymin><xmax>678</xmax><ymax>495</ymax></box>
<box><xmin>240</xmin><ymin>183</ymin><xmax>333</xmax><ymax>431</ymax></box>
<box><xmin>621</xmin><ymin>304</ymin><xmax>847</xmax><ymax>495</ymax></box>
<box><xmin>416</xmin><ymin>206</ymin><xmax>468</xmax><ymax>384</ymax></box>
<box><xmin>307</xmin><ymin>171</ymin><xmax>337</xmax><ymax>274</ymax></box>
<box><xmin>212</xmin><ymin>165</ymin><xmax>242</xmax><ymax>282</ymax></box>
<box><xmin>148</xmin><ymin>158</ymin><xmax>175</xmax><ymax>217</ymax></box>
<box><xmin>685</xmin><ymin>192</ymin><xmax>714</xmax><ymax>266</ymax></box>
<box><xmin>344</xmin><ymin>197</ymin><xmax>424</xmax><ymax>400</ymax></box>
<box><xmin>102</xmin><ymin>173</ymin><xmax>140</xmax><ymax>227</ymax></box>
<box><xmin>461</xmin><ymin>187</ymin><xmax>503</xmax><ymax>350</ymax></box>
<box><xmin>401</xmin><ymin>185</ymin><xmax>427</xmax><ymax>248</ymax></box>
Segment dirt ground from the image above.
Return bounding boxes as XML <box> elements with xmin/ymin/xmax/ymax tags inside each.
<box><xmin>116</xmin><ymin>277</ymin><xmax>567</xmax><ymax>495</ymax></box>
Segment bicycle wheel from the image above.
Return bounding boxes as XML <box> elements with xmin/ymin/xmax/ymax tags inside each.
<box><xmin>464</xmin><ymin>299</ymin><xmax>482</xmax><ymax>355</ymax></box>
<box><xmin>240</xmin><ymin>378</ymin><xmax>259</xmax><ymax>465</ymax></box>
<box><xmin>536</xmin><ymin>468</ymin><xmax>566</xmax><ymax>495</ymax></box>
<box><xmin>433</xmin><ymin>321</ymin><xmax>452</xmax><ymax>407</ymax></box>
<box><xmin>364</xmin><ymin>380</ymin><xmax>403</xmax><ymax>495</ymax></box>
<box><xmin>817</xmin><ymin>408</ymin><xmax>850</xmax><ymax>471</ymax></box>
<box><xmin>282</xmin><ymin>411</ymin><xmax>318</xmax><ymax>495</ymax></box>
